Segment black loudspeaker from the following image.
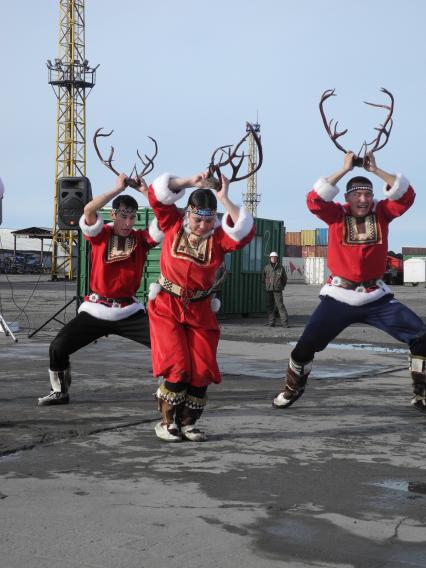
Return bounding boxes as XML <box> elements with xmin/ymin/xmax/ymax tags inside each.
<box><xmin>57</xmin><ymin>177</ymin><xmax>92</xmax><ymax>229</ymax></box>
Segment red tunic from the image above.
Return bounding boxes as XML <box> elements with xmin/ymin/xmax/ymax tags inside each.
<box><xmin>147</xmin><ymin>174</ymin><xmax>255</xmax><ymax>386</ymax></box>
<box><xmin>78</xmin><ymin>214</ymin><xmax>160</xmax><ymax>320</ymax></box>
<box><xmin>84</xmin><ymin>223</ymin><xmax>156</xmax><ymax>298</ymax></box>
<box><xmin>307</xmin><ymin>175</ymin><xmax>415</xmax><ymax>282</ymax></box>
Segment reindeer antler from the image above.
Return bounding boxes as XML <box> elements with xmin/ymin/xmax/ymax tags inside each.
<box><xmin>93</xmin><ymin>128</ymin><xmax>158</xmax><ymax>188</ymax></box>
<box><xmin>363</xmin><ymin>88</ymin><xmax>394</xmax><ymax>153</ymax></box>
<box><xmin>206</xmin><ymin>123</ymin><xmax>263</xmax><ymax>190</ymax></box>
<box><xmin>319</xmin><ymin>89</ymin><xmax>351</xmax><ymax>154</ymax></box>
<box><xmin>319</xmin><ymin>88</ymin><xmax>395</xmax><ymax>167</ymax></box>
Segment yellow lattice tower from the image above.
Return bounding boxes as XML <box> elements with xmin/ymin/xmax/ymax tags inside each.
<box><xmin>242</xmin><ymin>121</ymin><xmax>261</xmax><ymax>217</ymax></box>
<box><xmin>47</xmin><ymin>0</ymin><xmax>98</xmax><ymax>279</ymax></box>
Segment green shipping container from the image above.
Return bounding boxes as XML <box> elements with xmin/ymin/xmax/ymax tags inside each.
<box><xmin>78</xmin><ymin>208</ymin><xmax>284</xmax><ymax>316</ymax></box>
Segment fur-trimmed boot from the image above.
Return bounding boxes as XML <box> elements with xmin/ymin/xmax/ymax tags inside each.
<box><xmin>155</xmin><ymin>383</ymin><xmax>187</xmax><ymax>442</ymax></box>
<box><xmin>177</xmin><ymin>391</ymin><xmax>208</xmax><ymax>442</ymax></box>
<box><xmin>38</xmin><ymin>368</ymin><xmax>71</xmax><ymax>406</ymax></box>
<box><xmin>273</xmin><ymin>357</ymin><xmax>312</xmax><ymax>409</ymax></box>
<box><xmin>410</xmin><ymin>356</ymin><xmax>426</xmax><ymax>413</ymax></box>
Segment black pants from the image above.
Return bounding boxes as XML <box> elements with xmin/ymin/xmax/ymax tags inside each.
<box><xmin>49</xmin><ymin>310</ymin><xmax>151</xmax><ymax>371</ymax></box>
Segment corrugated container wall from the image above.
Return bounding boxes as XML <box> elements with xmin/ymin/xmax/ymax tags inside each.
<box><xmin>315</xmin><ymin>245</ymin><xmax>328</xmax><ymax>257</ymax></box>
<box><xmin>315</xmin><ymin>228</ymin><xmax>328</xmax><ymax>245</ymax></box>
<box><xmin>285</xmin><ymin>231</ymin><xmax>301</xmax><ymax>245</ymax></box>
<box><xmin>78</xmin><ymin>208</ymin><xmax>284</xmax><ymax>317</ymax></box>
<box><xmin>284</xmin><ymin>244</ymin><xmax>302</xmax><ymax>257</ymax></box>
<box><xmin>305</xmin><ymin>257</ymin><xmax>330</xmax><ymax>285</ymax></box>
<box><xmin>302</xmin><ymin>245</ymin><xmax>316</xmax><ymax>258</ymax></box>
<box><xmin>402</xmin><ymin>247</ymin><xmax>426</xmax><ymax>256</ymax></box>
<box><xmin>301</xmin><ymin>229</ymin><xmax>316</xmax><ymax>246</ymax></box>
<box><xmin>282</xmin><ymin>257</ymin><xmax>305</xmax><ymax>282</ymax></box>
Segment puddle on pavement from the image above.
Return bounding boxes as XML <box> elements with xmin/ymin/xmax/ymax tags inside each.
<box><xmin>372</xmin><ymin>480</ymin><xmax>426</xmax><ymax>495</ymax></box>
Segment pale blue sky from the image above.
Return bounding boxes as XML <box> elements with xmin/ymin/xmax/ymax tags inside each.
<box><xmin>1</xmin><ymin>0</ymin><xmax>425</xmax><ymax>251</ymax></box>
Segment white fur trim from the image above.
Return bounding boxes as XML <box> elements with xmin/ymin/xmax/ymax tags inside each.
<box><xmin>79</xmin><ymin>212</ymin><xmax>104</xmax><ymax>237</ymax></box>
<box><xmin>148</xmin><ymin>282</ymin><xmax>162</xmax><ymax>301</ymax></box>
<box><xmin>48</xmin><ymin>370</ymin><xmax>62</xmax><ymax>393</ymax></box>
<box><xmin>148</xmin><ymin>216</ymin><xmax>164</xmax><ymax>243</ymax></box>
<box><xmin>319</xmin><ymin>282</ymin><xmax>392</xmax><ymax>306</ymax></box>
<box><xmin>78</xmin><ymin>300</ymin><xmax>143</xmax><ymax>321</ymax></box>
<box><xmin>152</xmin><ymin>173</ymin><xmax>184</xmax><ymax>204</ymax></box>
<box><xmin>383</xmin><ymin>173</ymin><xmax>410</xmax><ymax>201</ymax></box>
<box><xmin>221</xmin><ymin>206</ymin><xmax>254</xmax><ymax>242</ymax></box>
<box><xmin>313</xmin><ymin>177</ymin><xmax>340</xmax><ymax>202</ymax></box>
<box><xmin>211</xmin><ymin>297</ymin><xmax>221</xmax><ymax>313</ymax></box>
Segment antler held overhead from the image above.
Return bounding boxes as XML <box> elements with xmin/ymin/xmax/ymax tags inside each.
<box><xmin>205</xmin><ymin>123</ymin><xmax>263</xmax><ymax>190</ymax></box>
<box><xmin>319</xmin><ymin>88</ymin><xmax>395</xmax><ymax>167</ymax></box>
<box><xmin>319</xmin><ymin>89</ymin><xmax>349</xmax><ymax>154</ymax></box>
<box><xmin>93</xmin><ymin>128</ymin><xmax>158</xmax><ymax>188</ymax></box>
<box><xmin>363</xmin><ymin>87</ymin><xmax>394</xmax><ymax>153</ymax></box>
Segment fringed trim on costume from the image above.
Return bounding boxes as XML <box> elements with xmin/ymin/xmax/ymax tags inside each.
<box><xmin>152</xmin><ymin>173</ymin><xmax>184</xmax><ymax>204</ymax></box>
<box><xmin>313</xmin><ymin>177</ymin><xmax>340</xmax><ymax>202</ymax></box>
<box><xmin>184</xmin><ymin>394</ymin><xmax>208</xmax><ymax>410</ymax></box>
<box><xmin>79</xmin><ymin>212</ymin><xmax>104</xmax><ymax>237</ymax></box>
<box><xmin>383</xmin><ymin>173</ymin><xmax>410</xmax><ymax>201</ymax></box>
<box><xmin>156</xmin><ymin>383</ymin><xmax>187</xmax><ymax>406</ymax></box>
<box><xmin>221</xmin><ymin>206</ymin><xmax>253</xmax><ymax>242</ymax></box>
<box><xmin>148</xmin><ymin>282</ymin><xmax>162</xmax><ymax>300</ymax></box>
<box><xmin>148</xmin><ymin>216</ymin><xmax>164</xmax><ymax>243</ymax></box>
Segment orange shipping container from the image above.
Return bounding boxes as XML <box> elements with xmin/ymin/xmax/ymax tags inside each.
<box><xmin>285</xmin><ymin>231</ymin><xmax>302</xmax><ymax>245</ymax></box>
<box><xmin>315</xmin><ymin>246</ymin><xmax>328</xmax><ymax>257</ymax></box>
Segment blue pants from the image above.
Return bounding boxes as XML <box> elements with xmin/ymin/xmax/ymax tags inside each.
<box><xmin>293</xmin><ymin>294</ymin><xmax>426</xmax><ymax>363</ymax></box>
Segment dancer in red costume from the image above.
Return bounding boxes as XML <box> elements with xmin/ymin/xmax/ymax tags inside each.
<box><xmin>273</xmin><ymin>152</ymin><xmax>426</xmax><ymax>414</ymax></box>
<box><xmin>147</xmin><ymin>171</ymin><xmax>255</xmax><ymax>442</ymax></box>
<box><xmin>38</xmin><ymin>173</ymin><xmax>162</xmax><ymax>406</ymax></box>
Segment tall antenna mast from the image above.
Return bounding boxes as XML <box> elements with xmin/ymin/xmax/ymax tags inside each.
<box><xmin>47</xmin><ymin>0</ymin><xmax>98</xmax><ymax>279</ymax></box>
<box><xmin>242</xmin><ymin>120</ymin><xmax>261</xmax><ymax>217</ymax></box>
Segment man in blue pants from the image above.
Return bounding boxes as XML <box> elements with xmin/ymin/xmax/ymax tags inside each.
<box><xmin>273</xmin><ymin>151</ymin><xmax>426</xmax><ymax>414</ymax></box>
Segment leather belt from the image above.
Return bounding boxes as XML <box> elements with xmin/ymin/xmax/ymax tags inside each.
<box><xmin>87</xmin><ymin>292</ymin><xmax>135</xmax><ymax>308</ymax></box>
<box><xmin>329</xmin><ymin>276</ymin><xmax>385</xmax><ymax>293</ymax></box>
<box><xmin>158</xmin><ymin>275</ymin><xmax>212</xmax><ymax>302</ymax></box>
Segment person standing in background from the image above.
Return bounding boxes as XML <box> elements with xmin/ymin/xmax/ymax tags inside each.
<box><xmin>263</xmin><ymin>252</ymin><xmax>288</xmax><ymax>327</ymax></box>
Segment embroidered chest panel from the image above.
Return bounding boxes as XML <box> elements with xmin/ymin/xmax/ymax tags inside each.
<box><xmin>343</xmin><ymin>213</ymin><xmax>381</xmax><ymax>246</ymax></box>
<box><xmin>105</xmin><ymin>234</ymin><xmax>137</xmax><ymax>263</ymax></box>
<box><xmin>171</xmin><ymin>227</ymin><xmax>213</xmax><ymax>265</ymax></box>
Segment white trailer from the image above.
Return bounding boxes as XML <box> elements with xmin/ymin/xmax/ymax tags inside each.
<box><xmin>403</xmin><ymin>257</ymin><xmax>426</xmax><ymax>286</ymax></box>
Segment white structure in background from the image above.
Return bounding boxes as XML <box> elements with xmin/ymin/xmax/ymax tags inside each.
<box><xmin>403</xmin><ymin>257</ymin><xmax>426</xmax><ymax>286</ymax></box>
<box><xmin>304</xmin><ymin>257</ymin><xmax>330</xmax><ymax>285</ymax></box>
<box><xmin>283</xmin><ymin>257</ymin><xmax>330</xmax><ymax>285</ymax></box>
<box><xmin>282</xmin><ymin>257</ymin><xmax>305</xmax><ymax>283</ymax></box>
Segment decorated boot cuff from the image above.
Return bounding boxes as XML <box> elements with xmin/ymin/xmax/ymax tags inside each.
<box><xmin>156</xmin><ymin>383</ymin><xmax>187</xmax><ymax>405</ymax></box>
<box><xmin>185</xmin><ymin>394</ymin><xmax>208</xmax><ymax>409</ymax></box>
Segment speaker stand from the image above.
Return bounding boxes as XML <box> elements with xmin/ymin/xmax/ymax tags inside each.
<box><xmin>29</xmin><ymin>232</ymin><xmax>83</xmax><ymax>339</ymax></box>
<box><xmin>28</xmin><ymin>296</ymin><xmax>77</xmax><ymax>338</ymax></box>
<box><xmin>0</xmin><ymin>312</ymin><xmax>18</xmax><ymax>342</ymax></box>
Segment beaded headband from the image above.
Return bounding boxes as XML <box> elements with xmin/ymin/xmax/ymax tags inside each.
<box><xmin>346</xmin><ymin>184</ymin><xmax>373</xmax><ymax>195</ymax></box>
<box><xmin>113</xmin><ymin>206</ymin><xmax>137</xmax><ymax>218</ymax></box>
<box><xmin>186</xmin><ymin>204</ymin><xmax>217</xmax><ymax>217</ymax></box>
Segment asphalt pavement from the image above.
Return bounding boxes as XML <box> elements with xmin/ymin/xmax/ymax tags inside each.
<box><xmin>1</xmin><ymin>278</ymin><xmax>426</xmax><ymax>567</ymax></box>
